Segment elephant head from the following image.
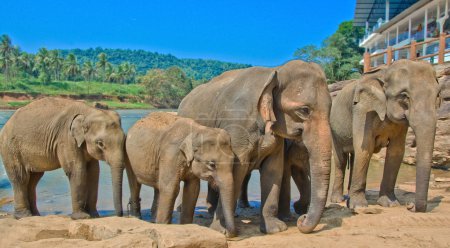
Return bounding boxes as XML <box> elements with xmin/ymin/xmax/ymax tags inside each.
<box><xmin>356</xmin><ymin>60</ymin><xmax>440</xmax><ymax>212</ymax></box>
<box><xmin>180</xmin><ymin>127</ymin><xmax>236</xmax><ymax>236</ymax></box>
<box><xmin>70</xmin><ymin>109</ymin><xmax>126</xmax><ymax>216</ymax></box>
<box><xmin>259</xmin><ymin>60</ymin><xmax>332</xmax><ymax>233</ymax></box>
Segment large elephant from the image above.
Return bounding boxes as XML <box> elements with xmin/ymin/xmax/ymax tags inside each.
<box><xmin>0</xmin><ymin>98</ymin><xmax>126</xmax><ymax>219</ymax></box>
<box><xmin>178</xmin><ymin>60</ymin><xmax>332</xmax><ymax>234</ymax></box>
<box><xmin>330</xmin><ymin>60</ymin><xmax>441</xmax><ymax>212</ymax></box>
<box><xmin>125</xmin><ymin>112</ymin><xmax>236</xmax><ymax>237</ymax></box>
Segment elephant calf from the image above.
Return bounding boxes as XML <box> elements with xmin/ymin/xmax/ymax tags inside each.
<box><xmin>125</xmin><ymin>112</ymin><xmax>236</xmax><ymax>237</ymax></box>
<box><xmin>0</xmin><ymin>98</ymin><xmax>126</xmax><ymax>219</ymax></box>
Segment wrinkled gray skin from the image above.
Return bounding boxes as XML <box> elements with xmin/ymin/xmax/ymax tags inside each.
<box><xmin>125</xmin><ymin>112</ymin><xmax>236</xmax><ymax>237</ymax></box>
<box><xmin>178</xmin><ymin>60</ymin><xmax>332</xmax><ymax>234</ymax></box>
<box><xmin>0</xmin><ymin>98</ymin><xmax>126</xmax><ymax>219</ymax></box>
<box><xmin>330</xmin><ymin>60</ymin><xmax>441</xmax><ymax>212</ymax></box>
<box><xmin>240</xmin><ymin>140</ymin><xmax>311</xmax><ymax>217</ymax></box>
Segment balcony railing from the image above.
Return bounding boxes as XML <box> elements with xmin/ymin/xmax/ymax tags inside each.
<box><xmin>363</xmin><ymin>33</ymin><xmax>450</xmax><ymax>72</ymax></box>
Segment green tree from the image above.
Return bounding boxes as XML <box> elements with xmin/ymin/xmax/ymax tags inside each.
<box><xmin>0</xmin><ymin>34</ymin><xmax>15</xmax><ymax>82</ymax></box>
<box><xmin>96</xmin><ymin>52</ymin><xmax>108</xmax><ymax>82</ymax></box>
<box><xmin>49</xmin><ymin>50</ymin><xmax>63</xmax><ymax>81</ymax></box>
<box><xmin>82</xmin><ymin>60</ymin><xmax>96</xmax><ymax>82</ymax></box>
<box><xmin>17</xmin><ymin>52</ymin><xmax>34</xmax><ymax>77</ymax></box>
<box><xmin>140</xmin><ymin>66</ymin><xmax>193</xmax><ymax>108</ymax></box>
<box><xmin>64</xmin><ymin>53</ymin><xmax>80</xmax><ymax>81</ymax></box>
<box><xmin>294</xmin><ymin>21</ymin><xmax>364</xmax><ymax>83</ymax></box>
<box><xmin>34</xmin><ymin>48</ymin><xmax>52</xmax><ymax>84</ymax></box>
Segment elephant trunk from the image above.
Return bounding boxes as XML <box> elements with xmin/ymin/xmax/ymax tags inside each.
<box><xmin>297</xmin><ymin>115</ymin><xmax>332</xmax><ymax>233</ymax></box>
<box><xmin>217</xmin><ymin>174</ymin><xmax>236</xmax><ymax>238</ymax></box>
<box><xmin>108</xmin><ymin>156</ymin><xmax>124</xmax><ymax>217</ymax></box>
<box><xmin>410</xmin><ymin>117</ymin><xmax>436</xmax><ymax>212</ymax></box>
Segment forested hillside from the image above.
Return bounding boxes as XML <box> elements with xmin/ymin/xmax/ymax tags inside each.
<box><xmin>59</xmin><ymin>48</ymin><xmax>251</xmax><ymax>80</ymax></box>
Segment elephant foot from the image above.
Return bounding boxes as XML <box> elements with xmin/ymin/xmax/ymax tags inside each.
<box><xmin>377</xmin><ymin>195</ymin><xmax>400</xmax><ymax>208</ymax></box>
<box><xmin>14</xmin><ymin>209</ymin><xmax>32</xmax><ymax>219</ymax></box>
<box><xmin>330</xmin><ymin>192</ymin><xmax>345</xmax><ymax>203</ymax></box>
<box><xmin>71</xmin><ymin>211</ymin><xmax>91</xmax><ymax>220</ymax></box>
<box><xmin>347</xmin><ymin>193</ymin><xmax>368</xmax><ymax>209</ymax></box>
<box><xmin>89</xmin><ymin>210</ymin><xmax>100</xmax><ymax>218</ymax></box>
<box><xmin>128</xmin><ymin>202</ymin><xmax>142</xmax><ymax>218</ymax></box>
<box><xmin>293</xmin><ymin>200</ymin><xmax>309</xmax><ymax>215</ymax></box>
<box><xmin>278</xmin><ymin>211</ymin><xmax>295</xmax><ymax>222</ymax></box>
<box><xmin>238</xmin><ymin>199</ymin><xmax>251</xmax><ymax>209</ymax></box>
<box><xmin>210</xmin><ymin>219</ymin><xmax>236</xmax><ymax>238</ymax></box>
<box><xmin>260</xmin><ymin>217</ymin><xmax>287</xmax><ymax>234</ymax></box>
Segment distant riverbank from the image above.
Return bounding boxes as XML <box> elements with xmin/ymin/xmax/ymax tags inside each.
<box><xmin>0</xmin><ymin>74</ymin><xmax>154</xmax><ymax>110</ymax></box>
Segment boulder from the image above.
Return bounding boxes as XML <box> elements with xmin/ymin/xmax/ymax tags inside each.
<box><xmin>0</xmin><ymin>216</ymin><xmax>227</xmax><ymax>248</ymax></box>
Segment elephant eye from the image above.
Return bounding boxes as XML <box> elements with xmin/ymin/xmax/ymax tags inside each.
<box><xmin>96</xmin><ymin>140</ymin><xmax>105</xmax><ymax>149</ymax></box>
<box><xmin>397</xmin><ymin>92</ymin><xmax>410</xmax><ymax>107</ymax></box>
<box><xmin>295</xmin><ymin>106</ymin><xmax>312</xmax><ymax>119</ymax></box>
<box><xmin>207</xmin><ymin>161</ymin><xmax>216</xmax><ymax>170</ymax></box>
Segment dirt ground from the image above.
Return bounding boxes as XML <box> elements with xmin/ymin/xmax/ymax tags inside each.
<box><xmin>191</xmin><ymin>179</ymin><xmax>450</xmax><ymax>248</ymax></box>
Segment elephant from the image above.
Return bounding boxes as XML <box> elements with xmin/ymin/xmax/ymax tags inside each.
<box><xmin>0</xmin><ymin>97</ymin><xmax>126</xmax><ymax>219</ymax></box>
<box><xmin>125</xmin><ymin>112</ymin><xmax>236</xmax><ymax>237</ymax></box>
<box><xmin>178</xmin><ymin>60</ymin><xmax>332</xmax><ymax>234</ymax></box>
<box><xmin>330</xmin><ymin>60</ymin><xmax>441</xmax><ymax>212</ymax></box>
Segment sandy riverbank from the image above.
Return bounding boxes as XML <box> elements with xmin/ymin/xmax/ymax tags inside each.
<box><xmin>1</xmin><ymin>177</ymin><xmax>450</xmax><ymax>248</ymax></box>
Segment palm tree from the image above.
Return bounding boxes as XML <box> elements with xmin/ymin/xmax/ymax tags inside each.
<box><xmin>105</xmin><ymin>62</ymin><xmax>114</xmax><ymax>82</ymax></box>
<box><xmin>82</xmin><ymin>60</ymin><xmax>96</xmax><ymax>82</ymax></box>
<box><xmin>49</xmin><ymin>50</ymin><xmax>63</xmax><ymax>81</ymax></box>
<box><xmin>34</xmin><ymin>48</ymin><xmax>51</xmax><ymax>84</ymax></box>
<box><xmin>0</xmin><ymin>34</ymin><xmax>15</xmax><ymax>82</ymax></box>
<box><xmin>96</xmin><ymin>52</ymin><xmax>108</xmax><ymax>82</ymax></box>
<box><xmin>17</xmin><ymin>52</ymin><xmax>34</xmax><ymax>76</ymax></box>
<box><xmin>64</xmin><ymin>53</ymin><xmax>79</xmax><ymax>81</ymax></box>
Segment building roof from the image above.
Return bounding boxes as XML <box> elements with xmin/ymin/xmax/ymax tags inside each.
<box><xmin>354</xmin><ymin>0</ymin><xmax>420</xmax><ymax>26</ymax></box>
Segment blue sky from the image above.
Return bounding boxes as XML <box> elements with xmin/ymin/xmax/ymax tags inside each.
<box><xmin>1</xmin><ymin>0</ymin><xmax>356</xmax><ymax>66</ymax></box>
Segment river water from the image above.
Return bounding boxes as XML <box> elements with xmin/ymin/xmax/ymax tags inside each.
<box><xmin>0</xmin><ymin>109</ymin><xmax>446</xmax><ymax>218</ymax></box>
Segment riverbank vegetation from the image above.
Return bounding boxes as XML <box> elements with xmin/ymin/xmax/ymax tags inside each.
<box><xmin>0</xmin><ymin>34</ymin><xmax>250</xmax><ymax>108</ymax></box>
<box><xmin>294</xmin><ymin>21</ymin><xmax>364</xmax><ymax>83</ymax></box>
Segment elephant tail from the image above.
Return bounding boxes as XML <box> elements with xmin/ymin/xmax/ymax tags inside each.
<box><xmin>124</xmin><ymin>153</ymin><xmax>141</xmax><ymax>218</ymax></box>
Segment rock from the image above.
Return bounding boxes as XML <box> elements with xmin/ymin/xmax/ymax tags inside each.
<box><xmin>0</xmin><ymin>216</ymin><xmax>227</xmax><ymax>248</ymax></box>
<box><xmin>93</xmin><ymin>102</ymin><xmax>109</xmax><ymax>110</ymax></box>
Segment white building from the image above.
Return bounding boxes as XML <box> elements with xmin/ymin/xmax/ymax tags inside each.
<box><xmin>355</xmin><ymin>0</ymin><xmax>450</xmax><ymax>70</ymax></box>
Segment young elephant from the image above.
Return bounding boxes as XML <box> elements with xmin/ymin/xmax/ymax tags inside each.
<box><xmin>125</xmin><ymin>112</ymin><xmax>236</xmax><ymax>237</ymax></box>
<box><xmin>0</xmin><ymin>98</ymin><xmax>126</xmax><ymax>219</ymax></box>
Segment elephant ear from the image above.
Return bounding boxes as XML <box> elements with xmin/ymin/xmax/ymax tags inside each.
<box><xmin>353</xmin><ymin>78</ymin><xmax>387</xmax><ymax>121</ymax></box>
<box><xmin>70</xmin><ymin>114</ymin><xmax>86</xmax><ymax>148</ymax></box>
<box><xmin>258</xmin><ymin>71</ymin><xmax>278</xmax><ymax>123</ymax></box>
<box><xmin>180</xmin><ymin>133</ymin><xmax>195</xmax><ymax>166</ymax></box>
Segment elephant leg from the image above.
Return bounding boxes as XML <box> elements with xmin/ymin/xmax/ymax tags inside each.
<box><xmin>180</xmin><ymin>179</ymin><xmax>200</xmax><ymax>224</ymax></box>
<box><xmin>378</xmin><ymin>130</ymin><xmax>407</xmax><ymax>207</ymax></box>
<box><xmin>156</xmin><ymin>183</ymin><xmax>180</xmax><ymax>224</ymax></box>
<box><xmin>67</xmin><ymin>165</ymin><xmax>90</xmax><ymax>220</ymax></box>
<box><xmin>293</xmin><ymin>164</ymin><xmax>310</xmax><ymax>215</ymax></box>
<box><xmin>259</xmin><ymin>145</ymin><xmax>287</xmax><ymax>234</ymax></box>
<box><xmin>86</xmin><ymin>161</ymin><xmax>99</xmax><ymax>218</ymax></box>
<box><xmin>28</xmin><ymin>172</ymin><xmax>44</xmax><ymax>216</ymax></box>
<box><xmin>150</xmin><ymin>188</ymin><xmax>158</xmax><ymax>222</ymax></box>
<box><xmin>238</xmin><ymin>173</ymin><xmax>251</xmax><ymax>208</ymax></box>
<box><xmin>347</xmin><ymin>147</ymin><xmax>372</xmax><ymax>209</ymax></box>
<box><xmin>331</xmin><ymin>146</ymin><xmax>348</xmax><ymax>203</ymax></box>
<box><xmin>206</xmin><ymin>185</ymin><xmax>219</xmax><ymax>215</ymax></box>
<box><xmin>278</xmin><ymin>161</ymin><xmax>292</xmax><ymax>221</ymax></box>
<box><xmin>6</xmin><ymin>161</ymin><xmax>32</xmax><ymax>218</ymax></box>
